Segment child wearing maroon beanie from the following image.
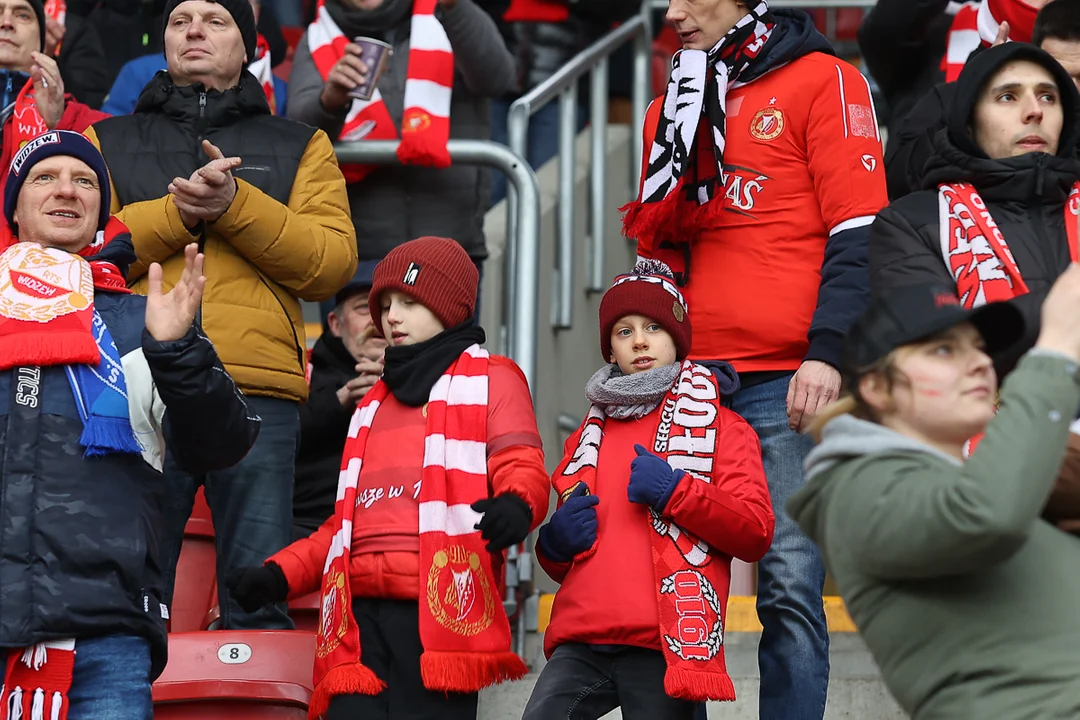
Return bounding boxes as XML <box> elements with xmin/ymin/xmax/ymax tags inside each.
<box><xmin>227</xmin><ymin>237</ymin><xmax>550</xmax><ymax>720</ymax></box>
<box><xmin>524</xmin><ymin>260</ymin><xmax>776</xmax><ymax>719</ymax></box>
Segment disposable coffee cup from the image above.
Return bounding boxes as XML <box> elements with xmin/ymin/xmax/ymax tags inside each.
<box><xmin>348</xmin><ymin>37</ymin><xmax>393</xmax><ymax>102</ymax></box>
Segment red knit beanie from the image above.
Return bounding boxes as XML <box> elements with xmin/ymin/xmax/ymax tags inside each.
<box><xmin>599</xmin><ymin>259</ymin><xmax>691</xmax><ymax>361</ymax></box>
<box><xmin>368</xmin><ymin>237</ymin><xmax>478</xmax><ymax>337</ymax></box>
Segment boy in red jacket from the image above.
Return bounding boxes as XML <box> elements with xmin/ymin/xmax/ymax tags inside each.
<box><xmin>226</xmin><ymin>237</ymin><xmax>550</xmax><ymax>720</ymax></box>
<box><xmin>524</xmin><ymin>260</ymin><xmax>775</xmax><ymax>720</ymax></box>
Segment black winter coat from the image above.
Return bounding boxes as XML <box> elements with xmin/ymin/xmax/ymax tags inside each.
<box><xmin>0</xmin><ymin>246</ymin><xmax>259</xmax><ymax>677</ymax></box>
<box><xmin>869</xmin><ymin>131</ymin><xmax>1079</xmax><ymax>372</ymax></box>
<box><xmin>293</xmin><ymin>334</ymin><xmax>356</xmax><ymax>538</ymax></box>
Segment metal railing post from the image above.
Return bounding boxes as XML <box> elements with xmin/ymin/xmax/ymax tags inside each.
<box><xmin>332</xmin><ymin>140</ymin><xmax>541</xmax><ymax>396</ymax></box>
<box><xmin>632</xmin><ymin>0</ymin><xmax>652</xmax><ymax>191</ymax></box>
<box><xmin>587</xmin><ymin>59</ymin><xmax>609</xmax><ymax>293</ymax></box>
<box><xmin>554</xmin><ymin>85</ymin><xmax>578</xmax><ymax>329</ymax></box>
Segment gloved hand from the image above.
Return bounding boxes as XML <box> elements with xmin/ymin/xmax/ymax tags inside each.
<box><xmin>537</xmin><ymin>484</ymin><xmax>599</xmax><ymax>563</ymax></box>
<box><xmin>471</xmin><ymin>493</ymin><xmax>533</xmax><ymax>552</ymax></box>
<box><xmin>226</xmin><ymin>562</ymin><xmax>289</xmax><ymax>613</ymax></box>
<box><xmin>628</xmin><ymin>444</ymin><xmax>685</xmax><ymax>512</ymax></box>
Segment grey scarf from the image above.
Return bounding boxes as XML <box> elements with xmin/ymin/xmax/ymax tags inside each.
<box><xmin>327</xmin><ymin>0</ymin><xmax>412</xmax><ymax>38</ymax></box>
<box><xmin>585</xmin><ymin>363</ymin><xmax>681</xmax><ymax>420</ymax></box>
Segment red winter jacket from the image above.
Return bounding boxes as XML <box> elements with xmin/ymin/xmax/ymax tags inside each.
<box><xmin>537</xmin><ymin>401</ymin><xmax>774</xmax><ymax>657</ymax></box>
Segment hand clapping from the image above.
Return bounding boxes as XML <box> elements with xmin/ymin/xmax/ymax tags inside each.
<box><xmin>169</xmin><ymin>140</ymin><xmax>242</xmax><ymax>227</ymax></box>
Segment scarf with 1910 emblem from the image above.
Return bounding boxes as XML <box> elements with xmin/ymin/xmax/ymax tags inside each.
<box><xmin>307</xmin><ymin>344</ymin><xmax>526</xmax><ymax>719</ymax></box>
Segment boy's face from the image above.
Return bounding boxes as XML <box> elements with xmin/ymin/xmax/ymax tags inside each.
<box><xmin>380</xmin><ymin>290</ymin><xmax>445</xmax><ymax>346</ymax></box>
<box><xmin>609</xmin><ymin>314</ymin><xmax>678</xmax><ymax>375</ymax></box>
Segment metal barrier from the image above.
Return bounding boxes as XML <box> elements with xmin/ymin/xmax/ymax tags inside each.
<box><xmin>506</xmin><ymin>0</ymin><xmax>653</xmax><ymax>330</ymax></box>
<box><xmin>333</xmin><ymin>140</ymin><xmax>541</xmax><ymax>395</ymax></box>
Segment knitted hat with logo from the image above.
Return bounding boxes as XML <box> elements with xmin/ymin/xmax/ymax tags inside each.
<box><xmin>4</xmin><ymin>130</ymin><xmax>112</xmax><ymax>236</ymax></box>
<box><xmin>368</xmin><ymin>237</ymin><xmax>478</xmax><ymax>337</ymax></box>
<box><xmin>599</xmin><ymin>259</ymin><xmax>691</xmax><ymax>361</ymax></box>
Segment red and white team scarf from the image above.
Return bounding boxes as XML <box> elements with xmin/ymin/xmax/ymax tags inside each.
<box><xmin>306</xmin><ymin>0</ymin><xmax>453</xmax><ymax>184</ymax></box>
<box><xmin>247</xmin><ymin>35</ymin><xmax>277</xmax><ymax>115</ymax></box>
<box><xmin>941</xmin><ymin>0</ymin><xmax>1037</xmax><ymax>82</ymax></box>
<box><xmin>308</xmin><ymin>345</ymin><xmax>527</xmax><ymax>719</ymax></box>
<box><xmin>0</xmin><ymin>639</ymin><xmax>76</xmax><ymax>720</ymax></box>
<box><xmin>555</xmin><ymin>361</ymin><xmax>736</xmax><ymax>702</ymax></box>
<box><xmin>622</xmin><ymin>0</ymin><xmax>773</xmax><ymax>257</ymax></box>
<box><xmin>939</xmin><ymin>182</ymin><xmax>1080</xmax><ymax>308</ymax></box>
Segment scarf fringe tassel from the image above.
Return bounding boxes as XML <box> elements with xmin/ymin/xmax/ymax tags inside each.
<box><xmin>420</xmin><ymin>650</ymin><xmax>528</xmax><ymax>693</ymax></box>
<box><xmin>664</xmin><ymin>666</ymin><xmax>736</xmax><ymax>702</ymax></box>
<box><xmin>0</xmin><ymin>334</ymin><xmax>99</xmax><ymax>372</ymax></box>
<box><xmin>307</xmin><ymin>662</ymin><xmax>386</xmax><ymax>720</ymax></box>
<box><xmin>620</xmin><ymin>187</ymin><xmax>723</xmax><ymax>248</ymax></box>
<box><xmin>396</xmin><ymin>139</ymin><xmax>452</xmax><ymax>170</ymax></box>
<box><xmin>79</xmin><ymin>415</ymin><xmax>143</xmax><ymax>457</ymax></box>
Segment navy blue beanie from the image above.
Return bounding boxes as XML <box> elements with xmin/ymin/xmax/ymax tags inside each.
<box><xmin>4</xmin><ymin>131</ymin><xmax>112</xmax><ymax>236</ymax></box>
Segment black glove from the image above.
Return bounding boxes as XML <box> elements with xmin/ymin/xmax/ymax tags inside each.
<box><xmin>226</xmin><ymin>562</ymin><xmax>289</xmax><ymax>613</ymax></box>
<box><xmin>470</xmin><ymin>493</ymin><xmax>533</xmax><ymax>552</ymax></box>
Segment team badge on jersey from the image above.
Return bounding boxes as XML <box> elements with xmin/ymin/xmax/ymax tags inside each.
<box><xmin>749</xmin><ymin>107</ymin><xmax>785</xmax><ymax>142</ymax></box>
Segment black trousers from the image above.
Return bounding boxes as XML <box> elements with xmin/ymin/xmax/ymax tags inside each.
<box><xmin>522</xmin><ymin>643</ymin><xmax>697</xmax><ymax>720</ymax></box>
<box><xmin>324</xmin><ymin>598</ymin><xmax>479</xmax><ymax>720</ymax></box>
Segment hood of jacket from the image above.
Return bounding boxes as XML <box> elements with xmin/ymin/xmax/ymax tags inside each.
<box><xmin>789</xmin><ymin>415</ymin><xmax>961</xmax><ymax>542</ymax></box>
<box><xmin>133</xmin><ymin>70</ymin><xmax>270</xmax><ymax>126</ymax></box>
<box><xmin>742</xmin><ymin>9</ymin><xmax>834</xmax><ymax>84</ymax></box>
<box><xmin>922</xmin><ymin>127</ymin><xmax>1080</xmax><ymax>205</ymax></box>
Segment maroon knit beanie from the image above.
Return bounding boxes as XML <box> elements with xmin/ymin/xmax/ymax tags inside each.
<box><xmin>368</xmin><ymin>237</ymin><xmax>478</xmax><ymax>338</ymax></box>
<box><xmin>599</xmin><ymin>259</ymin><xmax>691</xmax><ymax>361</ymax></box>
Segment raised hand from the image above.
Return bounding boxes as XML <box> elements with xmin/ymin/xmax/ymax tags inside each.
<box><xmin>30</xmin><ymin>51</ymin><xmax>65</xmax><ymax>129</ymax></box>
<box><xmin>320</xmin><ymin>44</ymin><xmax>370</xmax><ymax>110</ymax></box>
<box><xmin>145</xmin><ymin>243</ymin><xmax>206</xmax><ymax>342</ymax></box>
<box><xmin>169</xmin><ymin>140</ymin><xmax>241</xmax><ymax>225</ymax></box>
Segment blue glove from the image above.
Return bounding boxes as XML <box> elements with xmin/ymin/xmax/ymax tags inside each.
<box><xmin>628</xmin><ymin>444</ymin><xmax>684</xmax><ymax>512</ymax></box>
<box><xmin>537</xmin><ymin>484</ymin><xmax>599</xmax><ymax>563</ymax></box>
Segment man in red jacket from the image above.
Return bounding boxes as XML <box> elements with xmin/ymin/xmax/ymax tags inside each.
<box><xmin>0</xmin><ymin>0</ymin><xmax>105</xmax><ymax>211</ymax></box>
<box><xmin>527</xmin><ymin>260</ymin><xmax>774</xmax><ymax>719</ymax></box>
<box><xmin>622</xmin><ymin>1</ymin><xmax>887</xmax><ymax>717</ymax></box>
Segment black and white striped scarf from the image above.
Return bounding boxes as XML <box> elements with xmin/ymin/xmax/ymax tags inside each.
<box><xmin>623</xmin><ymin>2</ymin><xmax>774</xmax><ymax>254</ymax></box>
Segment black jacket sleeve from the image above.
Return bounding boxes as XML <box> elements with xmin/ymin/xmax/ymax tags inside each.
<box><xmin>298</xmin><ymin>373</ymin><xmax>354</xmax><ymax>457</ymax></box>
<box><xmin>57</xmin><ymin>15</ymin><xmax>111</xmax><ymax>109</ymax></box>
<box><xmin>806</xmin><ymin>224</ymin><xmax>871</xmax><ymax>370</ymax></box>
<box><xmin>868</xmin><ymin>200</ymin><xmax>954</xmax><ymax>297</ymax></box>
<box><xmin>885</xmin><ymin>84</ymin><xmax>952</xmax><ymax>200</ymax></box>
<box><xmin>141</xmin><ymin>324</ymin><xmax>260</xmax><ymax>474</ymax></box>
<box><xmin>858</xmin><ymin>0</ymin><xmax>949</xmax><ymax>103</ymax></box>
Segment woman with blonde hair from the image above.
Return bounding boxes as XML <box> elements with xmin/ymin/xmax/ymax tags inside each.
<box><xmin>788</xmin><ymin>265</ymin><xmax>1080</xmax><ymax>720</ymax></box>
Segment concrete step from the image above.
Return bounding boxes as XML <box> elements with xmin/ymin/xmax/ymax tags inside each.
<box><xmin>477</xmin><ymin>633</ymin><xmax>907</xmax><ymax>720</ymax></box>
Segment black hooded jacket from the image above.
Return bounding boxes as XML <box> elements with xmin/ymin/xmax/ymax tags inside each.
<box><xmin>870</xmin><ymin>43</ymin><xmax>1080</xmax><ymax>372</ymax></box>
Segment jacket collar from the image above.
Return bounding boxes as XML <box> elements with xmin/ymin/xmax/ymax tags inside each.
<box><xmin>133</xmin><ymin>70</ymin><xmax>270</xmax><ymax>127</ymax></box>
<box><xmin>923</xmin><ymin>129</ymin><xmax>1080</xmax><ymax>206</ymax></box>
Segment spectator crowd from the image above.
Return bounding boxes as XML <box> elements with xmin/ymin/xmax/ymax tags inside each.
<box><xmin>0</xmin><ymin>0</ymin><xmax>1078</xmax><ymax>718</ymax></box>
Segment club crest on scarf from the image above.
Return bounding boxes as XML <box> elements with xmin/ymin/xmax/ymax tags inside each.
<box><xmin>0</xmin><ymin>243</ymin><xmax>92</xmax><ymax>322</ymax></box>
<box><xmin>316</xmin><ymin>568</ymin><xmax>349</xmax><ymax>659</ymax></box>
<box><xmin>660</xmin><ymin>569</ymin><xmax>723</xmax><ymax>661</ymax></box>
<box><xmin>426</xmin><ymin>545</ymin><xmax>496</xmax><ymax>637</ymax></box>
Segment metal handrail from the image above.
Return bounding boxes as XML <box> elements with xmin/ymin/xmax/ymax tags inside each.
<box><xmin>506</xmin><ymin>1</ymin><xmax>653</xmax><ymax>330</ymax></box>
<box><xmin>332</xmin><ymin>140</ymin><xmax>542</xmax><ymax>396</ymax></box>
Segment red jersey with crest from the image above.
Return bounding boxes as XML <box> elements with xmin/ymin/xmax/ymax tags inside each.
<box><xmin>638</xmin><ymin>53</ymin><xmax>887</xmax><ymax>371</ymax></box>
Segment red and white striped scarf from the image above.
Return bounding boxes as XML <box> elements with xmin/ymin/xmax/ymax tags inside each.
<box><xmin>938</xmin><ymin>182</ymin><xmax>1080</xmax><ymax>308</ymax></box>
<box><xmin>940</xmin><ymin>0</ymin><xmax>1037</xmax><ymax>82</ymax></box>
<box><xmin>248</xmin><ymin>35</ymin><xmax>278</xmax><ymax>115</ymax></box>
<box><xmin>1</xmin><ymin>640</ymin><xmax>76</xmax><ymax>720</ymax></box>
<box><xmin>555</xmin><ymin>361</ymin><xmax>736</xmax><ymax>702</ymax></box>
<box><xmin>307</xmin><ymin>344</ymin><xmax>527</xmax><ymax>719</ymax></box>
<box><xmin>306</xmin><ymin>0</ymin><xmax>454</xmax><ymax>184</ymax></box>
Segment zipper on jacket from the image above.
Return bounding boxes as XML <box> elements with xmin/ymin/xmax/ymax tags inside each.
<box><xmin>195</xmin><ymin>92</ymin><xmax>207</xmax><ymax>143</ymax></box>
<box><xmin>1034</xmin><ymin>154</ymin><xmax>1046</xmax><ymax>199</ymax></box>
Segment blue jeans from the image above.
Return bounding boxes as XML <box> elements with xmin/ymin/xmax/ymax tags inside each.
<box><xmin>727</xmin><ymin>373</ymin><xmax>829</xmax><ymax>720</ymax></box>
<box><xmin>1</xmin><ymin>636</ymin><xmax>152</xmax><ymax>720</ymax></box>
<box><xmin>160</xmin><ymin>395</ymin><xmax>298</xmax><ymax>630</ymax></box>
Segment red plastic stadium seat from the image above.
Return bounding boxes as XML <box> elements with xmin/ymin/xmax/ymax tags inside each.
<box><xmin>153</xmin><ymin>631</ymin><xmax>315</xmax><ymax>719</ymax></box>
<box><xmin>171</xmin><ymin>489</ymin><xmax>217</xmax><ymax>633</ymax></box>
